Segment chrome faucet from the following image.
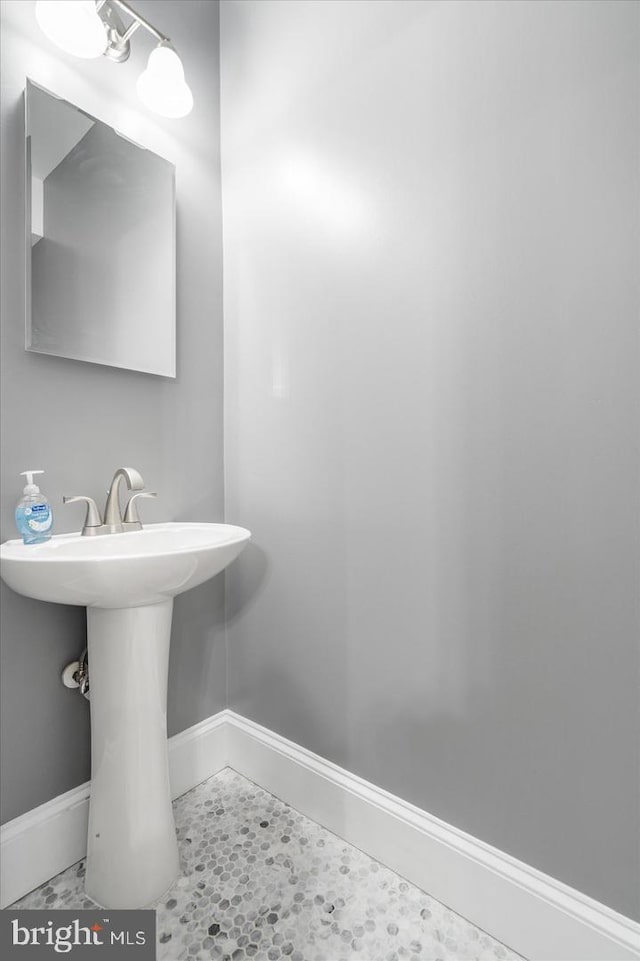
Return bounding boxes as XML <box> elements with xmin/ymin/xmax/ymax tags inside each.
<box><xmin>103</xmin><ymin>467</ymin><xmax>145</xmax><ymax>530</ymax></box>
<box><xmin>64</xmin><ymin>467</ymin><xmax>154</xmax><ymax>536</ymax></box>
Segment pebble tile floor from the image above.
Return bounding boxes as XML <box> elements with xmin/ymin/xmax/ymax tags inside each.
<box><xmin>13</xmin><ymin>769</ymin><xmax>524</xmax><ymax>961</ymax></box>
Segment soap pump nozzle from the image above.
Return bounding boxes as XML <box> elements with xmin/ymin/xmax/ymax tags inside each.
<box><xmin>20</xmin><ymin>470</ymin><xmax>44</xmax><ymax>495</ymax></box>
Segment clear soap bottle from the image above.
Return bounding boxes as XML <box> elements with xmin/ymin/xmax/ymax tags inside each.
<box><xmin>15</xmin><ymin>470</ymin><xmax>53</xmax><ymax>544</ymax></box>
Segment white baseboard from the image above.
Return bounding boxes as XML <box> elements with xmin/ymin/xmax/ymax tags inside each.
<box><xmin>0</xmin><ymin>710</ymin><xmax>229</xmax><ymax>909</ymax></box>
<box><xmin>167</xmin><ymin>710</ymin><xmax>229</xmax><ymax>800</ymax></box>
<box><xmin>225</xmin><ymin>711</ymin><xmax>640</xmax><ymax>961</ymax></box>
<box><xmin>2</xmin><ymin>709</ymin><xmax>639</xmax><ymax>961</ymax></box>
<box><xmin>0</xmin><ymin>781</ymin><xmax>91</xmax><ymax>914</ymax></box>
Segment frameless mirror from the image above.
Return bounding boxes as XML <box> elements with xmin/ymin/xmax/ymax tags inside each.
<box><xmin>25</xmin><ymin>79</ymin><xmax>176</xmax><ymax>377</ymax></box>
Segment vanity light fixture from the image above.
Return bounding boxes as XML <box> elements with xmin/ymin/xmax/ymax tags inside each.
<box><xmin>34</xmin><ymin>0</ymin><xmax>194</xmax><ymax>118</ymax></box>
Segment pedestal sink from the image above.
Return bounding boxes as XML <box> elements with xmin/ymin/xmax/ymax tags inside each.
<box><xmin>0</xmin><ymin>522</ymin><xmax>250</xmax><ymax>909</ymax></box>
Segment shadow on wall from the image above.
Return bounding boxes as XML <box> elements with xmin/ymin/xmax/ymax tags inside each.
<box><xmin>227</xmin><ymin>533</ymin><xmax>353</xmax><ymax>772</ymax></box>
<box><xmin>224</xmin><ymin>541</ymin><xmax>270</xmax><ymax>625</ymax></box>
<box><xmin>167</xmin><ymin>573</ymin><xmax>227</xmax><ymax>738</ymax></box>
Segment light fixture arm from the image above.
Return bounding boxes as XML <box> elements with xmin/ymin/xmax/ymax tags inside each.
<box><xmin>120</xmin><ymin>20</ymin><xmax>141</xmax><ymax>45</ymax></box>
<box><xmin>100</xmin><ymin>0</ymin><xmax>194</xmax><ymax>117</ymax></box>
<box><xmin>93</xmin><ymin>0</ymin><xmax>173</xmax><ymax>63</ymax></box>
<box><xmin>109</xmin><ymin>0</ymin><xmax>170</xmax><ymax>46</ymax></box>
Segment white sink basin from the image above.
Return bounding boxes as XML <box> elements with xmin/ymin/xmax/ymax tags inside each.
<box><xmin>0</xmin><ymin>520</ymin><xmax>250</xmax><ymax>910</ymax></box>
<box><xmin>0</xmin><ymin>522</ymin><xmax>251</xmax><ymax>608</ymax></box>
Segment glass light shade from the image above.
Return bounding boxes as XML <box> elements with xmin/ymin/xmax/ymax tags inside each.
<box><xmin>35</xmin><ymin>1</ymin><xmax>108</xmax><ymax>59</ymax></box>
<box><xmin>137</xmin><ymin>45</ymin><xmax>193</xmax><ymax>119</ymax></box>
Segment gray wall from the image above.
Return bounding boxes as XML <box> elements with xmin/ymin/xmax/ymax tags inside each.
<box><xmin>221</xmin><ymin>0</ymin><xmax>640</xmax><ymax>920</ymax></box>
<box><xmin>0</xmin><ymin>0</ymin><xmax>224</xmax><ymax>822</ymax></box>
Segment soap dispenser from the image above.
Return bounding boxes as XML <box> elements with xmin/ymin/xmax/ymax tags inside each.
<box><xmin>15</xmin><ymin>470</ymin><xmax>53</xmax><ymax>544</ymax></box>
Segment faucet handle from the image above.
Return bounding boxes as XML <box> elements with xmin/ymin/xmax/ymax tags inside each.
<box><xmin>123</xmin><ymin>492</ymin><xmax>157</xmax><ymax>528</ymax></box>
<box><xmin>63</xmin><ymin>495</ymin><xmax>102</xmax><ymax>533</ymax></box>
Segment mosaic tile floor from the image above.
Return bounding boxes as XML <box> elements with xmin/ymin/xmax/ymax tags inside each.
<box><xmin>13</xmin><ymin>769</ymin><xmax>524</xmax><ymax>961</ymax></box>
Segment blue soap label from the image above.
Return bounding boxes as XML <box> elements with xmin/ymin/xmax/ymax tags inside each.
<box><xmin>26</xmin><ymin>504</ymin><xmax>52</xmax><ymax>532</ymax></box>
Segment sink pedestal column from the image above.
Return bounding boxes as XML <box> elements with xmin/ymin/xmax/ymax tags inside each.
<box><xmin>84</xmin><ymin>599</ymin><xmax>180</xmax><ymax>908</ymax></box>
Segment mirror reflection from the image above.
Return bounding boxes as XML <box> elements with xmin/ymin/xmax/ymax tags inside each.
<box><xmin>25</xmin><ymin>80</ymin><xmax>176</xmax><ymax>377</ymax></box>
